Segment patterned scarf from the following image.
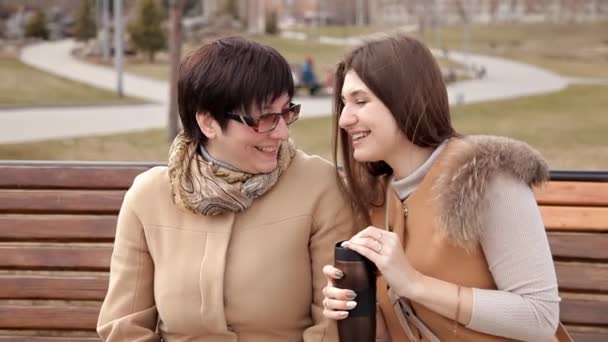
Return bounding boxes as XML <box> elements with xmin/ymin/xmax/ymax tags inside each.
<box><xmin>168</xmin><ymin>131</ymin><xmax>296</xmax><ymax>216</ymax></box>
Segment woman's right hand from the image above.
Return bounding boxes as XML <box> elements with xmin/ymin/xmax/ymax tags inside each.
<box><xmin>322</xmin><ymin>264</ymin><xmax>358</xmax><ymax>320</ymax></box>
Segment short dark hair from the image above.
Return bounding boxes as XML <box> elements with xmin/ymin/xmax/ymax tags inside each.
<box><xmin>178</xmin><ymin>36</ymin><xmax>294</xmax><ymax>145</ymax></box>
<box><xmin>332</xmin><ymin>35</ymin><xmax>458</xmax><ymax>224</ymax></box>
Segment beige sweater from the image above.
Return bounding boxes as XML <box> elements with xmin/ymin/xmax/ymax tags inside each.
<box><xmin>391</xmin><ymin>142</ymin><xmax>560</xmax><ymax>341</ymax></box>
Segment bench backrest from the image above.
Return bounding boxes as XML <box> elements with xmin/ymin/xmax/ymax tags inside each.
<box><xmin>0</xmin><ymin>163</ymin><xmax>606</xmax><ymax>341</ymax></box>
<box><xmin>534</xmin><ymin>171</ymin><xmax>608</xmax><ymax>342</ymax></box>
<box><xmin>0</xmin><ymin>162</ymin><xmax>157</xmax><ymax>341</ymax></box>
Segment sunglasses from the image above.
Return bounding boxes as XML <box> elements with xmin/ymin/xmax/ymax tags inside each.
<box><xmin>226</xmin><ymin>103</ymin><xmax>301</xmax><ymax>133</ymax></box>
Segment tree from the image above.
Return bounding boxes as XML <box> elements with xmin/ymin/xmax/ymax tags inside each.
<box><xmin>225</xmin><ymin>0</ymin><xmax>239</xmax><ymax>19</ymax></box>
<box><xmin>167</xmin><ymin>0</ymin><xmax>186</xmax><ymax>141</ymax></box>
<box><xmin>74</xmin><ymin>0</ymin><xmax>97</xmax><ymax>41</ymax></box>
<box><xmin>24</xmin><ymin>10</ymin><xmax>49</xmax><ymax>40</ymax></box>
<box><xmin>128</xmin><ymin>0</ymin><xmax>166</xmax><ymax>62</ymax></box>
<box><xmin>265</xmin><ymin>10</ymin><xmax>279</xmax><ymax>35</ymax></box>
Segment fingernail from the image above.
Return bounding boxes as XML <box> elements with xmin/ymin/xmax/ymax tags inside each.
<box><xmin>346</xmin><ymin>291</ymin><xmax>357</xmax><ymax>300</ymax></box>
<box><xmin>335</xmin><ymin>269</ymin><xmax>344</xmax><ymax>278</ymax></box>
<box><xmin>340</xmin><ymin>311</ymin><xmax>349</xmax><ymax>318</ymax></box>
<box><xmin>346</xmin><ymin>301</ymin><xmax>357</xmax><ymax>309</ymax></box>
<box><xmin>341</xmin><ymin>241</ymin><xmax>351</xmax><ymax>248</ymax></box>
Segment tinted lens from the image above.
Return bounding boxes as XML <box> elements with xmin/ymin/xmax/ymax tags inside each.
<box><xmin>257</xmin><ymin>115</ymin><xmax>281</xmax><ymax>132</ymax></box>
<box><xmin>286</xmin><ymin>104</ymin><xmax>300</xmax><ymax>124</ymax></box>
<box><xmin>255</xmin><ymin>104</ymin><xmax>301</xmax><ymax>132</ymax></box>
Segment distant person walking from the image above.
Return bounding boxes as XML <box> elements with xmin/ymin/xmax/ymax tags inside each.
<box><xmin>301</xmin><ymin>56</ymin><xmax>321</xmax><ymax>96</ymax></box>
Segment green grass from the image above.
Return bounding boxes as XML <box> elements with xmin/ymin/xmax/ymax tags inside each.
<box><xmin>125</xmin><ymin>62</ymin><xmax>169</xmax><ymax>81</ymax></box>
<box><xmin>0</xmin><ymin>58</ymin><xmax>143</xmax><ymax>108</ymax></box>
<box><xmin>423</xmin><ymin>21</ymin><xmax>608</xmax><ymax>78</ymax></box>
<box><xmin>250</xmin><ymin>35</ymin><xmax>349</xmax><ymax>71</ymax></box>
<box><xmin>106</xmin><ymin>35</ymin><xmax>350</xmax><ymax>82</ymax></box>
<box><xmin>451</xmin><ymin>84</ymin><xmax>608</xmax><ymax>170</ymax></box>
<box><xmin>289</xmin><ymin>25</ymin><xmax>388</xmax><ymax>38</ymax></box>
<box><xmin>1</xmin><ymin>84</ymin><xmax>606</xmax><ymax>170</ymax></box>
<box><xmin>103</xmin><ymin>35</ymin><xmax>465</xmax><ymax>82</ymax></box>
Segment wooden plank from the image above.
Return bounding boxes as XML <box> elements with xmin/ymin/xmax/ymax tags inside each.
<box><xmin>0</xmin><ymin>190</ymin><xmax>126</xmax><ymax>214</ymax></box>
<box><xmin>0</xmin><ymin>275</ymin><xmax>109</xmax><ymax>300</ymax></box>
<box><xmin>565</xmin><ymin>326</ymin><xmax>608</xmax><ymax>342</ymax></box>
<box><xmin>0</xmin><ymin>246</ymin><xmax>112</xmax><ymax>271</ymax></box>
<box><xmin>556</xmin><ymin>262</ymin><xmax>608</xmax><ymax>292</ymax></box>
<box><xmin>560</xmin><ymin>293</ymin><xmax>608</xmax><ymax>325</ymax></box>
<box><xmin>548</xmin><ymin>232</ymin><xmax>608</xmax><ymax>260</ymax></box>
<box><xmin>0</xmin><ymin>215</ymin><xmax>116</xmax><ymax>241</ymax></box>
<box><xmin>0</xmin><ymin>305</ymin><xmax>100</xmax><ymax>330</ymax></box>
<box><xmin>0</xmin><ymin>165</ymin><xmax>153</xmax><ymax>190</ymax></box>
<box><xmin>535</xmin><ymin>181</ymin><xmax>608</xmax><ymax>206</ymax></box>
<box><xmin>540</xmin><ymin>206</ymin><xmax>608</xmax><ymax>231</ymax></box>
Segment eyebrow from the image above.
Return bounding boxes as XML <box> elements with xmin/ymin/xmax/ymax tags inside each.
<box><xmin>262</xmin><ymin>99</ymin><xmax>291</xmax><ymax>111</ymax></box>
<box><xmin>341</xmin><ymin>89</ymin><xmax>369</xmax><ymax>100</ymax></box>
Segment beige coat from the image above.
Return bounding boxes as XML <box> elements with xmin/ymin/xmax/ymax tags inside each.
<box><xmin>97</xmin><ymin>151</ymin><xmax>355</xmax><ymax>342</ymax></box>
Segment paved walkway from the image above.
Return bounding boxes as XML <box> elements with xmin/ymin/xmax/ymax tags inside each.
<box><xmin>0</xmin><ymin>37</ymin><xmax>571</xmax><ymax>143</ymax></box>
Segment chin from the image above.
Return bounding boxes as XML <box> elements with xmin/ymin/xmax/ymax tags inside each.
<box><xmin>253</xmin><ymin>162</ymin><xmax>279</xmax><ymax>174</ymax></box>
<box><xmin>352</xmin><ymin>149</ymin><xmax>376</xmax><ymax>163</ymax></box>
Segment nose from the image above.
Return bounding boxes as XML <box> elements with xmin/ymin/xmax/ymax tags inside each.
<box><xmin>269</xmin><ymin>116</ymin><xmax>289</xmax><ymax>140</ymax></box>
<box><xmin>338</xmin><ymin>104</ymin><xmax>357</xmax><ymax>129</ymax></box>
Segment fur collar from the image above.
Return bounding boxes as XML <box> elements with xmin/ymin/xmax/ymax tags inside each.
<box><xmin>433</xmin><ymin>135</ymin><xmax>548</xmax><ymax>247</ymax></box>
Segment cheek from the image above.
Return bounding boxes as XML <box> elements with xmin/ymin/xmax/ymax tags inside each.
<box><xmin>228</xmin><ymin>126</ymin><xmax>261</xmax><ymax>149</ymax></box>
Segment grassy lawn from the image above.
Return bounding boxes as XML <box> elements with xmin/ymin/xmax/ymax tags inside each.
<box><xmin>1</xmin><ymin>84</ymin><xmax>606</xmax><ymax>170</ymax></box>
<box><xmin>250</xmin><ymin>35</ymin><xmax>349</xmax><ymax>71</ymax></box>
<box><xmin>99</xmin><ymin>35</ymin><xmax>464</xmax><ymax>83</ymax></box>
<box><xmin>111</xmin><ymin>35</ymin><xmax>351</xmax><ymax>81</ymax></box>
<box><xmin>0</xmin><ymin>58</ymin><xmax>143</xmax><ymax>108</ymax></box>
<box><xmin>423</xmin><ymin>21</ymin><xmax>608</xmax><ymax>78</ymax></box>
<box><xmin>289</xmin><ymin>24</ymin><xmax>388</xmax><ymax>38</ymax></box>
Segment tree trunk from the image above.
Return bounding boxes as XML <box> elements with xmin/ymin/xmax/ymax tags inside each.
<box><xmin>168</xmin><ymin>0</ymin><xmax>186</xmax><ymax>142</ymax></box>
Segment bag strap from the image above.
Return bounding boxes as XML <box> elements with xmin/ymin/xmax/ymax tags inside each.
<box><xmin>388</xmin><ymin>288</ymin><xmax>441</xmax><ymax>342</ymax></box>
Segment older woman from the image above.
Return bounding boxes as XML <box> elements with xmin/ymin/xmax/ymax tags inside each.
<box><xmin>97</xmin><ymin>36</ymin><xmax>354</xmax><ymax>341</ymax></box>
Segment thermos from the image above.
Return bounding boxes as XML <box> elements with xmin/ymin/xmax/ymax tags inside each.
<box><xmin>334</xmin><ymin>241</ymin><xmax>377</xmax><ymax>342</ymax></box>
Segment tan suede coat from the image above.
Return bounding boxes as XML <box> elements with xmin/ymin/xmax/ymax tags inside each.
<box><xmin>371</xmin><ymin>137</ymin><xmax>571</xmax><ymax>342</ymax></box>
<box><xmin>97</xmin><ymin>151</ymin><xmax>355</xmax><ymax>342</ymax></box>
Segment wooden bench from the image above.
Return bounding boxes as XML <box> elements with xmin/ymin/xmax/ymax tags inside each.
<box><xmin>0</xmin><ymin>162</ymin><xmax>606</xmax><ymax>341</ymax></box>
<box><xmin>534</xmin><ymin>171</ymin><xmax>608</xmax><ymax>342</ymax></box>
<box><xmin>0</xmin><ymin>161</ymin><xmax>158</xmax><ymax>341</ymax></box>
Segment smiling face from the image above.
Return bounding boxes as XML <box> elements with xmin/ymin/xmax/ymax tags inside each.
<box><xmin>198</xmin><ymin>93</ymin><xmax>291</xmax><ymax>174</ymax></box>
<box><xmin>339</xmin><ymin>70</ymin><xmax>410</xmax><ymax>163</ymax></box>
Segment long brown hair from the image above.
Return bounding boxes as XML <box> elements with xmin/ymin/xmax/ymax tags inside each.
<box><xmin>332</xmin><ymin>34</ymin><xmax>458</xmax><ymax>225</ymax></box>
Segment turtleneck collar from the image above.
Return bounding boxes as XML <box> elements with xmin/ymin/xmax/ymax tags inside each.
<box><xmin>390</xmin><ymin>140</ymin><xmax>448</xmax><ymax>201</ymax></box>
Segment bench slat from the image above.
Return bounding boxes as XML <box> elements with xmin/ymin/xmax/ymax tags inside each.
<box><xmin>535</xmin><ymin>181</ymin><xmax>608</xmax><ymax>206</ymax></box>
<box><xmin>0</xmin><ymin>165</ymin><xmax>152</xmax><ymax>190</ymax></box>
<box><xmin>0</xmin><ymin>246</ymin><xmax>112</xmax><ymax>271</ymax></box>
<box><xmin>540</xmin><ymin>206</ymin><xmax>608</xmax><ymax>231</ymax></box>
<box><xmin>548</xmin><ymin>232</ymin><xmax>608</xmax><ymax>260</ymax></box>
<box><xmin>560</xmin><ymin>293</ymin><xmax>608</xmax><ymax>325</ymax></box>
<box><xmin>0</xmin><ymin>190</ymin><xmax>125</xmax><ymax>214</ymax></box>
<box><xmin>0</xmin><ymin>275</ymin><xmax>109</xmax><ymax>300</ymax></box>
<box><xmin>565</xmin><ymin>325</ymin><xmax>608</xmax><ymax>342</ymax></box>
<box><xmin>0</xmin><ymin>305</ymin><xmax>100</xmax><ymax>330</ymax></box>
<box><xmin>0</xmin><ymin>338</ymin><xmax>99</xmax><ymax>342</ymax></box>
<box><xmin>0</xmin><ymin>215</ymin><xmax>116</xmax><ymax>241</ymax></box>
<box><xmin>556</xmin><ymin>262</ymin><xmax>608</xmax><ymax>292</ymax></box>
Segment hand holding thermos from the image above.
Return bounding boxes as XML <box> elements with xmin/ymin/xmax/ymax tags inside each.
<box><xmin>324</xmin><ymin>241</ymin><xmax>377</xmax><ymax>342</ymax></box>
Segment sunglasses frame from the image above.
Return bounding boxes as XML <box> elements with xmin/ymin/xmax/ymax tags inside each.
<box><xmin>226</xmin><ymin>103</ymin><xmax>301</xmax><ymax>133</ymax></box>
